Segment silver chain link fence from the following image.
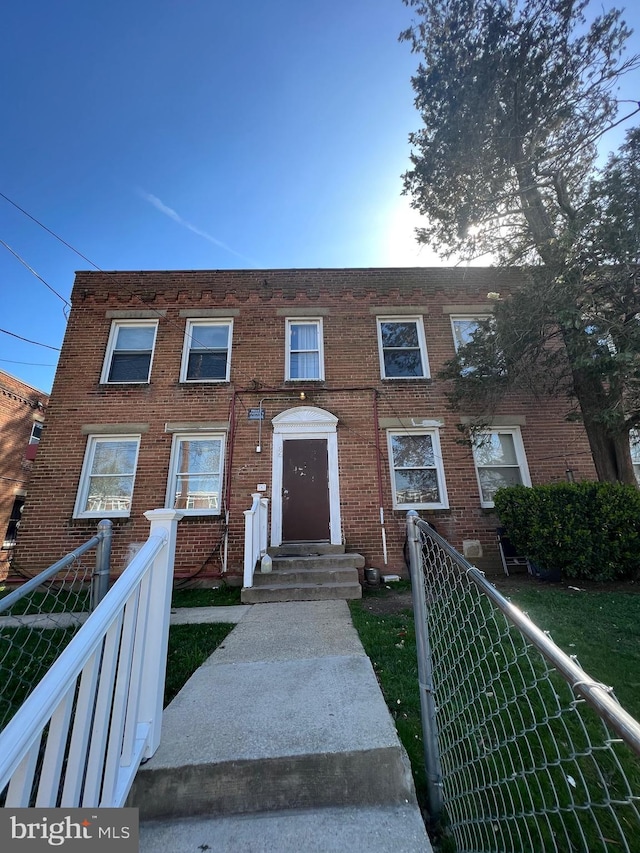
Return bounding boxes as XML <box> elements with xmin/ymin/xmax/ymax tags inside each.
<box><xmin>406</xmin><ymin>511</ymin><xmax>640</xmax><ymax>853</ymax></box>
<box><xmin>0</xmin><ymin>520</ymin><xmax>112</xmax><ymax>733</ymax></box>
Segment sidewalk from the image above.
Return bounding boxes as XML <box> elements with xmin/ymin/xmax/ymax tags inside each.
<box><xmin>131</xmin><ymin>600</ymin><xmax>432</xmax><ymax>852</ymax></box>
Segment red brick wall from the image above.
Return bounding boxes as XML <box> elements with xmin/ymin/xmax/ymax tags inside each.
<box><xmin>0</xmin><ymin>371</ymin><xmax>48</xmax><ymax>577</ymax></box>
<box><xmin>15</xmin><ymin>268</ymin><xmax>597</xmax><ymax>581</ymax></box>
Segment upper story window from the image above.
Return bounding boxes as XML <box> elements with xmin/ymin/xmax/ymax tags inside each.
<box><xmin>181</xmin><ymin>319</ymin><xmax>233</xmax><ymax>382</ymax></box>
<box><xmin>74</xmin><ymin>435</ymin><xmax>141</xmax><ymax>518</ymax></box>
<box><xmin>286</xmin><ymin>318</ymin><xmax>324</xmax><ymax>381</ymax></box>
<box><xmin>377</xmin><ymin>317</ymin><xmax>429</xmax><ymax>379</ymax></box>
<box><xmin>471</xmin><ymin>427</ymin><xmax>531</xmax><ymax>508</ymax></box>
<box><xmin>101</xmin><ymin>320</ymin><xmax>158</xmax><ymax>384</ymax></box>
<box><xmin>387</xmin><ymin>429</ymin><xmax>448</xmax><ymax>510</ymax></box>
<box><xmin>166</xmin><ymin>433</ymin><xmax>225</xmax><ymax>515</ymax></box>
<box><xmin>29</xmin><ymin>422</ymin><xmax>43</xmax><ymax>445</ymax></box>
<box><xmin>450</xmin><ymin>314</ymin><xmax>497</xmax><ymax>375</ymax></box>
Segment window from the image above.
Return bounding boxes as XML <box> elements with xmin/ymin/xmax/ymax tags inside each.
<box><xmin>101</xmin><ymin>321</ymin><xmax>157</xmax><ymax>383</ymax></box>
<box><xmin>630</xmin><ymin>430</ymin><xmax>640</xmax><ymax>485</ymax></box>
<box><xmin>377</xmin><ymin>317</ymin><xmax>429</xmax><ymax>379</ymax></box>
<box><xmin>3</xmin><ymin>496</ymin><xmax>24</xmax><ymax>548</ymax></box>
<box><xmin>286</xmin><ymin>319</ymin><xmax>324</xmax><ymax>380</ymax></box>
<box><xmin>387</xmin><ymin>430</ymin><xmax>448</xmax><ymax>509</ymax></box>
<box><xmin>472</xmin><ymin>428</ymin><xmax>531</xmax><ymax>507</ymax></box>
<box><xmin>29</xmin><ymin>422</ymin><xmax>43</xmax><ymax>445</ymax></box>
<box><xmin>74</xmin><ymin>436</ymin><xmax>141</xmax><ymax>518</ymax></box>
<box><xmin>450</xmin><ymin>314</ymin><xmax>500</xmax><ymax>375</ymax></box>
<box><xmin>166</xmin><ymin>434</ymin><xmax>225</xmax><ymax>514</ymax></box>
<box><xmin>181</xmin><ymin>319</ymin><xmax>233</xmax><ymax>382</ymax></box>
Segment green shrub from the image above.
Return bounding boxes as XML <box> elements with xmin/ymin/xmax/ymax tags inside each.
<box><xmin>493</xmin><ymin>482</ymin><xmax>640</xmax><ymax>581</ymax></box>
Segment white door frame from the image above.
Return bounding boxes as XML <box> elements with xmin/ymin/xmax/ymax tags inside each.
<box><xmin>270</xmin><ymin>406</ymin><xmax>342</xmax><ymax>546</ymax></box>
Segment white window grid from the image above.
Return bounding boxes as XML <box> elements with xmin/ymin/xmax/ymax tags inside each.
<box><xmin>180</xmin><ymin>319</ymin><xmax>234</xmax><ymax>383</ymax></box>
<box><xmin>376</xmin><ymin>316</ymin><xmax>430</xmax><ymax>380</ymax></box>
<box><xmin>285</xmin><ymin>317</ymin><xmax>325</xmax><ymax>381</ymax></box>
<box><xmin>73</xmin><ymin>434</ymin><xmax>141</xmax><ymax>518</ymax></box>
<box><xmin>386</xmin><ymin>428</ymin><xmax>449</xmax><ymax>510</ymax></box>
<box><xmin>100</xmin><ymin>320</ymin><xmax>158</xmax><ymax>384</ymax></box>
<box><xmin>166</xmin><ymin>432</ymin><xmax>226</xmax><ymax>516</ymax></box>
<box><xmin>472</xmin><ymin>427</ymin><xmax>531</xmax><ymax>508</ymax></box>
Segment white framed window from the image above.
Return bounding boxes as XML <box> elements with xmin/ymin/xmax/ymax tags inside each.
<box><xmin>166</xmin><ymin>433</ymin><xmax>225</xmax><ymax>515</ymax></box>
<box><xmin>74</xmin><ymin>435</ymin><xmax>141</xmax><ymax>518</ymax></box>
<box><xmin>472</xmin><ymin>427</ymin><xmax>531</xmax><ymax>508</ymax></box>
<box><xmin>387</xmin><ymin>429</ymin><xmax>448</xmax><ymax>510</ymax></box>
<box><xmin>101</xmin><ymin>320</ymin><xmax>158</xmax><ymax>384</ymax></box>
<box><xmin>29</xmin><ymin>422</ymin><xmax>43</xmax><ymax>445</ymax></box>
<box><xmin>450</xmin><ymin>314</ymin><xmax>499</xmax><ymax>375</ymax></box>
<box><xmin>377</xmin><ymin>317</ymin><xmax>429</xmax><ymax>379</ymax></box>
<box><xmin>630</xmin><ymin>430</ymin><xmax>640</xmax><ymax>485</ymax></box>
<box><xmin>180</xmin><ymin>319</ymin><xmax>233</xmax><ymax>382</ymax></box>
<box><xmin>286</xmin><ymin>318</ymin><xmax>324</xmax><ymax>380</ymax></box>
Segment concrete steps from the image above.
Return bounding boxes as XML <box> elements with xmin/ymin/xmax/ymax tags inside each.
<box><xmin>241</xmin><ymin>545</ymin><xmax>364</xmax><ymax>604</ymax></box>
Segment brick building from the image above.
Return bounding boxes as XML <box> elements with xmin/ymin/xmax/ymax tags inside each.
<box><xmin>0</xmin><ymin>370</ymin><xmax>48</xmax><ymax>577</ymax></box>
<box><xmin>15</xmin><ymin>268</ymin><xmax>596</xmax><ymax>586</ymax></box>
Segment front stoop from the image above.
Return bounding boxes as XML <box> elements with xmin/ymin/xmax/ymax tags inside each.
<box><xmin>241</xmin><ymin>544</ymin><xmax>364</xmax><ymax>604</ymax></box>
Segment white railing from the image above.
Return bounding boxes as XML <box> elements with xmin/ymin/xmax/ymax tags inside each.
<box><xmin>243</xmin><ymin>493</ymin><xmax>269</xmax><ymax>588</ymax></box>
<box><xmin>0</xmin><ymin>509</ymin><xmax>183</xmax><ymax>808</ymax></box>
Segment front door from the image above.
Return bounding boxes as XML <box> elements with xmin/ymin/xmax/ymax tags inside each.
<box><xmin>282</xmin><ymin>438</ymin><xmax>330</xmax><ymax>541</ymax></box>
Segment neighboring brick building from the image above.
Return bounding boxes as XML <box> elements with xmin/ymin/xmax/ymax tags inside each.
<box><xmin>0</xmin><ymin>370</ymin><xmax>48</xmax><ymax>577</ymax></box>
<box><xmin>15</xmin><ymin>268</ymin><xmax>596</xmax><ymax>584</ymax></box>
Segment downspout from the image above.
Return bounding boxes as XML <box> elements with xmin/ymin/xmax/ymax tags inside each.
<box><xmin>372</xmin><ymin>390</ymin><xmax>388</xmax><ymax>565</ymax></box>
<box><xmin>222</xmin><ymin>393</ymin><xmax>237</xmax><ymax>573</ymax></box>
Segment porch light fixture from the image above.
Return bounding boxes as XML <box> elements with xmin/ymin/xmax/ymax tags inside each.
<box><xmin>299</xmin><ymin>391</ymin><xmax>306</xmax><ymax>401</ymax></box>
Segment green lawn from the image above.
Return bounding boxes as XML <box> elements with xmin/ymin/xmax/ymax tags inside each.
<box><xmin>350</xmin><ymin>583</ymin><xmax>640</xmax><ymax>852</ymax></box>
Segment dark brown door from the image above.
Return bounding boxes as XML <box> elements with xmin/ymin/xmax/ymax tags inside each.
<box><xmin>282</xmin><ymin>439</ymin><xmax>330</xmax><ymax>541</ymax></box>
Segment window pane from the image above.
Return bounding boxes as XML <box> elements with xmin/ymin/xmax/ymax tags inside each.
<box><xmin>383</xmin><ymin>349</ymin><xmax>423</xmax><ymax>377</ymax></box>
<box><xmin>452</xmin><ymin>319</ymin><xmax>481</xmax><ymax>350</ymax></box>
<box><xmin>86</xmin><ymin>476</ymin><xmax>134</xmax><ymax>512</ymax></box>
<box><xmin>381</xmin><ymin>322</ymin><xmax>419</xmax><ymax>348</ymax></box>
<box><xmin>91</xmin><ymin>441</ymin><xmax>138</xmax><ymax>475</ymax></box>
<box><xmin>394</xmin><ymin>469</ymin><xmax>440</xmax><ymax>504</ymax></box>
<box><xmin>391</xmin><ymin>434</ymin><xmax>435</xmax><ymax>468</ymax></box>
<box><xmin>108</xmin><ymin>353</ymin><xmax>151</xmax><ymax>382</ymax></box>
<box><xmin>474</xmin><ymin>433</ymin><xmax>518</xmax><ymax>466</ymax></box>
<box><xmin>290</xmin><ymin>323</ymin><xmax>318</xmax><ymax>350</ymax></box>
<box><xmin>115</xmin><ymin>326</ymin><xmax>155</xmax><ymax>351</ymax></box>
<box><xmin>478</xmin><ymin>467</ymin><xmax>522</xmax><ymax>502</ymax></box>
<box><xmin>177</xmin><ymin>439</ymin><xmax>221</xmax><ymax>474</ymax></box>
<box><xmin>174</xmin><ymin>475</ymin><xmax>220</xmax><ymax>510</ymax></box>
<box><xmin>189</xmin><ymin>324</ymin><xmax>229</xmax><ymax>349</ymax></box>
<box><xmin>187</xmin><ymin>352</ymin><xmax>228</xmax><ymax>380</ymax></box>
<box><xmin>290</xmin><ymin>352</ymin><xmax>319</xmax><ymax>379</ymax></box>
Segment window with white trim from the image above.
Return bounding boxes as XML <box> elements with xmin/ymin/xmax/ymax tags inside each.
<box><xmin>377</xmin><ymin>317</ymin><xmax>429</xmax><ymax>379</ymax></box>
<box><xmin>630</xmin><ymin>430</ymin><xmax>640</xmax><ymax>485</ymax></box>
<box><xmin>387</xmin><ymin>430</ymin><xmax>448</xmax><ymax>509</ymax></box>
<box><xmin>472</xmin><ymin>428</ymin><xmax>531</xmax><ymax>507</ymax></box>
<box><xmin>74</xmin><ymin>435</ymin><xmax>141</xmax><ymax>518</ymax></box>
<box><xmin>286</xmin><ymin>319</ymin><xmax>324</xmax><ymax>380</ymax></box>
<box><xmin>180</xmin><ymin>319</ymin><xmax>233</xmax><ymax>382</ymax></box>
<box><xmin>166</xmin><ymin>433</ymin><xmax>225</xmax><ymax>514</ymax></box>
<box><xmin>450</xmin><ymin>314</ymin><xmax>500</xmax><ymax>375</ymax></box>
<box><xmin>29</xmin><ymin>422</ymin><xmax>43</xmax><ymax>445</ymax></box>
<box><xmin>101</xmin><ymin>320</ymin><xmax>158</xmax><ymax>383</ymax></box>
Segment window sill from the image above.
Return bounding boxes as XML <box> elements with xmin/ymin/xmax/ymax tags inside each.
<box><xmin>98</xmin><ymin>383</ymin><xmax>151</xmax><ymax>389</ymax></box>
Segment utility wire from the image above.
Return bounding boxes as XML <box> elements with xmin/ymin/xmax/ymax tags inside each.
<box><xmin>0</xmin><ymin>238</ymin><xmax>70</xmax><ymax>307</ymax></box>
<box><xmin>0</xmin><ymin>327</ymin><xmax>61</xmax><ymax>351</ymax></box>
<box><xmin>0</xmin><ymin>358</ymin><xmax>56</xmax><ymax>366</ymax></box>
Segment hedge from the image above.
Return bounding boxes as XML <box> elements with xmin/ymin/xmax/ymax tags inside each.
<box><xmin>493</xmin><ymin>481</ymin><xmax>640</xmax><ymax>581</ymax></box>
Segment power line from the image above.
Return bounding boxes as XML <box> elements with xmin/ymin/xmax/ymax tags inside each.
<box><xmin>0</xmin><ymin>358</ymin><xmax>56</xmax><ymax>366</ymax></box>
<box><xmin>0</xmin><ymin>238</ymin><xmax>70</xmax><ymax>307</ymax></box>
<box><xmin>0</xmin><ymin>327</ymin><xmax>61</xmax><ymax>351</ymax></box>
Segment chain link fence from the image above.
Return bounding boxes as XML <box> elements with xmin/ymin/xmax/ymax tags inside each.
<box><xmin>406</xmin><ymin>512</ymin><xmax>640</xmax><ymax>853</ymax></box>
<box><xmin>0</xmin><ymin>521</ymin><xmax>112</xmax><ymax>732</ymax></box>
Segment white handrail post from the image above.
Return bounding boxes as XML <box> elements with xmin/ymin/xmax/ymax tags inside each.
<box><xmin>243</xmin><ymin>493</ymin><xmax>261</xmax><ymax>588</ymax></box>
<box><xmin>259</xmin><ymin>498</ymin><xmax>269</xmax><ymax>556</ymax></box>
<box><xmin>139</xmin><ymin>509</ymin><xmax>183</xmax><ymax>757</ymax></box>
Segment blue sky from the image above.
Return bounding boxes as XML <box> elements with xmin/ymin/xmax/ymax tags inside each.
<box><xmin>1</xmin><ymin>0</ymin><xmax>639</xmax><ymax>394</ymax></box>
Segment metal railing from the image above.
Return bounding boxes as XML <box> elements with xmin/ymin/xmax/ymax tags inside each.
<box><xmin>406</xmin><ymin>511</ymin><xmax>640</xmax><ymax>853</ymax></box>
<box><xmin>243</xmin><ymin>493</ymin><xmax>269</xmax><ymax>588</ymax></box>
<box><xmin>0</xmin><ymin>520</ymin><xmax>112</xmax><ymax>732</ymax></box>
<box><xmin>0</xmin><ymin>509</ymin><xmax>182</xmax><ymax>808</ymax></box>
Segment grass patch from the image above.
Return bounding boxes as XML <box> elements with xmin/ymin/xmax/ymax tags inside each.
<box><xmin>171</xmin><ymin>585</ymin><xmax>242</xmax><ymax>608</ymax></box>
<box><xmin>164</xmin><ymin>622</ymin><xmax>234</xmax><ymax>706</ymax></box>
<box><xmin>508</xmin><ymin>587</ymin><xmax>640</xmax><ymax>718</ymax></box>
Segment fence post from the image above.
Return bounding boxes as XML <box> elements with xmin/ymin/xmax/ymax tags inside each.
<box><xmin>139</xmin><ymin>509</ymin><xmax>183</xmax><ymax>757</ymax></box>
<box><xmin>91</xmin><ymin>519</ymin><xmax>113</xmax><ymax>611</ymax></box>
<box><xmin>406</xmin><ymin>510</ymin><xmax>443</xmax><ymax>825</ymax></box>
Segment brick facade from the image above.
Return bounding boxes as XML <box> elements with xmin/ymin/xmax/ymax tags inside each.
<box><xmin>0</xmin><ymin>370</ymin><xmax>48</xmax><ymax>578</ymax></box>
<box><xmin>15</xmin><ymin>268</ymin><xmax>596</xmax><ymax>582</ymax></box>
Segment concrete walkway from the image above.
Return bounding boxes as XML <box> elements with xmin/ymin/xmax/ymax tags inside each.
<box><xmin>130</xmin><ymin>600</ymin><xmax>432</xmax><ymax>852</ymax></box>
